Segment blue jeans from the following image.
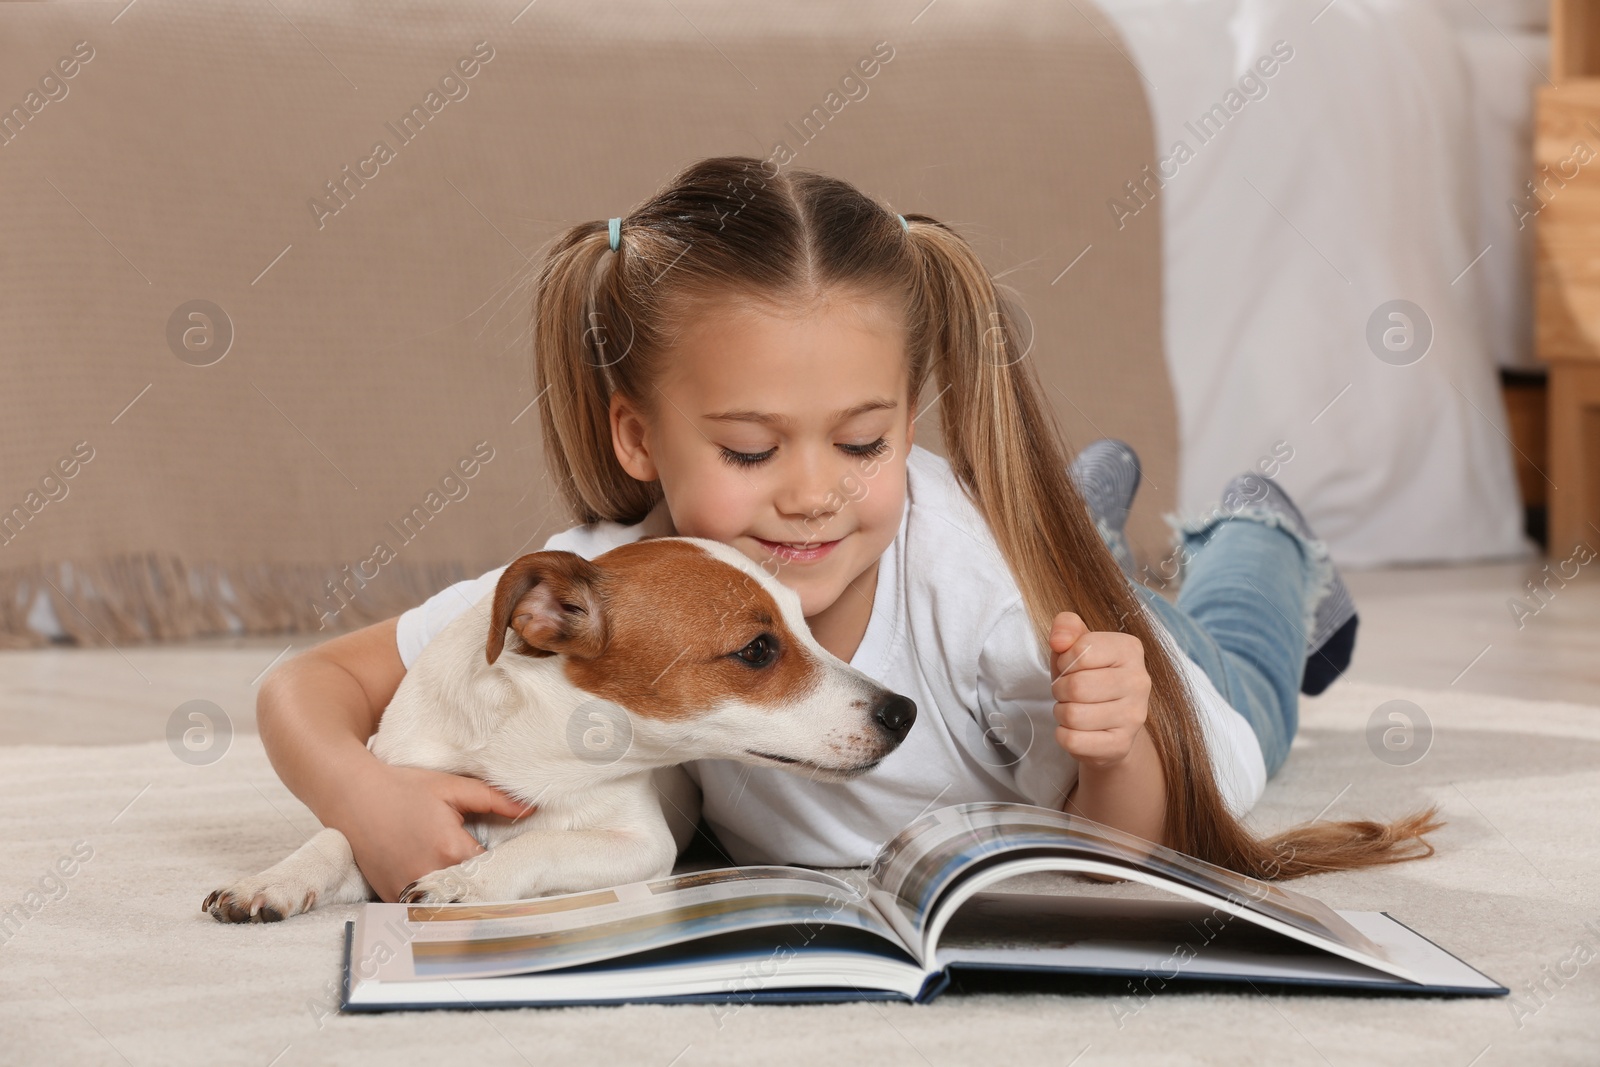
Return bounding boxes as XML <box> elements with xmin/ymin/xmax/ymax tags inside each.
<box><xmin>1110</xmin><ymin>513</ymin><xmax>1329</xmax><ymax>777</ymax></box>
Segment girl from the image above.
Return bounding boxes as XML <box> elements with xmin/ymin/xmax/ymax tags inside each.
<box><xmin>256</xmin><ymin>156</ymin><xmax>1438</xmax><ymax>904</ymax></box>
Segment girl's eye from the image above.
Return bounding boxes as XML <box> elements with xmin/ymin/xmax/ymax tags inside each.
<box><xmin>718</xmin><ymin>446</ymin><xmax>777</xmax><ymax>468</ymax></box>
<box><xmin>716</xmin><ymin>438</ymin><xmax>890</xmax><ymax>468</ymax></box>
<box><xmin>840</xmin><ymin>437</ymin><xmax>891</xmax><ymax>458</ymax></box>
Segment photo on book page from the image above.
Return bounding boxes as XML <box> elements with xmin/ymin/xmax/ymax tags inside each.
<box><xmin>388</xmin><ymin>868</ymin><xmax>898</xmax><ymax>982</ymax></box>
<box><xmin>402</xmin><ymin>866</ymin><xmax>848</xmax><ymax>923</ymax></box>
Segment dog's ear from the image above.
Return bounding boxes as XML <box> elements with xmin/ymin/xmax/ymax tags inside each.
<box><xmin>486</xmin><ymin>551</ymin><xmax>607</xmax><ymax>664</ymax></box>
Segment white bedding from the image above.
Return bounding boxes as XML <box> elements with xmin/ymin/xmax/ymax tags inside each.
<box><xmin>1455</xmin><ymin>22</ymin><xmax>1550</xmax><ymax>372</ymax></box>
<box><xmin>1094</xmin><ymin>0</ymin><xmax>1536</xmax><ymax>565</ymax></box>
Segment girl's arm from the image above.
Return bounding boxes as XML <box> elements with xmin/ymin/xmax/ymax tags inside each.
<box><xmin>1062</xmin><ymin>723</ymin><xmax>1166</xmax><ymax>844</ymax></box>
<box><xmin>1049</xmin><ymin>612</ymin><xmax>1168</xmax><ymax>846</ymax></box>
<box><xmin>256</xmin><ymin>617</ymin><xmax>534</xmax><ymax>902</ymax></box>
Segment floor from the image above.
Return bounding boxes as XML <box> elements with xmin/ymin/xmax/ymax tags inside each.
<box><xmin>0</xmin><ymin>561</ymin><xmax>1595</xmax><ymax>748</ymax></box>
<box><xmin>4</xmin><ymin>561</ymin><xmax>1598</xmax><ymax>1066</ymax></box>
<box><xmin>1341</xmin><ymin>559</ymin><xmax>1600</xmax><ymax>704</ymax></box>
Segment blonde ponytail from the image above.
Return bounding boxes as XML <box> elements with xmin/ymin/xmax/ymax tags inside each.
<box><xmin>900</xmin><ymin>216</ymin><xmax>1441</xmax><ymax>878</ymax></box>
<box><xmin>533</xmin><ymin>222</ymin><xmax>661</xmax><ymax>525</ymax></box>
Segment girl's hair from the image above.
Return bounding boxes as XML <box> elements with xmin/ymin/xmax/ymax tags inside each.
<box><xmin>531</xmin><ymin>155</ymin><xmax>1441</xmax><ymax>880</ymax></box>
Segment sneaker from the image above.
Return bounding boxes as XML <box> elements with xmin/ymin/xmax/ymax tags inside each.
<box><xmin>1069</xmin><ymin>439</ymin><xmax>1141</xmax><ymax>579</ymax></box>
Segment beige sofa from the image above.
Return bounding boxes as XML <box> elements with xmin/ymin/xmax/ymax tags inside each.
<box><xmin>0</xmin><ymin>0</ymin><xmax>1174</xmax><ymax>647</ymax></box>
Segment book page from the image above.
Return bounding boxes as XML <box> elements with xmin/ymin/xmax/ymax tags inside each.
<box><xmin>929</xmin><ymin>890</ymin><xmax>1498</xmax><ymax>992</ymax></box>
<box><xmin>867</xmin><ymin>803</ymin><xmax>1382</xmax><ymax>963</ymax></box>
<box><xmin>364</xmin><ymin>866</ymin><xmax>908</xmax><ymax>983</ymax></box>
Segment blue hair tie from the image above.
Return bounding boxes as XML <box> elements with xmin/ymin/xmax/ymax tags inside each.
<box><xmin>608</xmin><ymin>217</ymin><xmax>621</xmax><ymax>251</ymax></box>
<box><xmin>899</xmin><ymin>214</ymin><xmax>908</xmax><ymax>232</ymax></box>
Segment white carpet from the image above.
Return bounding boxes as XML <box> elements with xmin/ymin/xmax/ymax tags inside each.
<box><xmin>2</xmin><ymin>681</ymin><xmax>1598</xmax><ymax>1066</ymax></box>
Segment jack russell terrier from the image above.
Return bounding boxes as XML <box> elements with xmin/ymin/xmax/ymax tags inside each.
<box><xmin>202</xmin><ymin>536</ymin><xmax>917</xmax><ymax>922</ymax></box>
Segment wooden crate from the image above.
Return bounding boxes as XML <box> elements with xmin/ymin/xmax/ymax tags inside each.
<box><xmin>1535</xmin><ymin>82</ymin><xmax>1600</xmax><ymax>363</ymax></box>
<box><xmin>1535</xmin><ymin>0</ymin><xmax>1600</xmax><ymax>552</ymax></box>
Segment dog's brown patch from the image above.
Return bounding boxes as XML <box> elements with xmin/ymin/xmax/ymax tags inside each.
<box><xmin>570</xmin><ymin>540</ymin><xmax>819</xmax><ymax>720</ymax></box>
<box><xmin>491</xmin><ymin>540</ymin><xmax>821</xmax><ymax>721</ymax></box>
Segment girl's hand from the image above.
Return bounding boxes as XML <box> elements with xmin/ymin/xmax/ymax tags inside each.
<box><xmin>336</xmin><ymin>761</ymin><xmax>536</xmax><ymax>903</ymax></box>
<box><xmin>1049</xmin><ymin>611</ymin><xmax>1152</xmax><ymax>770</ymax></box>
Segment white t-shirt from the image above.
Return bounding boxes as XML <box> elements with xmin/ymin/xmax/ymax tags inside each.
<box><xmin>395</xmin><ymin>445</ymin><xmax>1267</xmax><ymax>867</ymax></box>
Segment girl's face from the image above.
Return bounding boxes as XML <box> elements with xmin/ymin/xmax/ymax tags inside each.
<box><xmin>610</xmin><ymin>291</ymin><xmax>915</xmax><ymax>627</ymax></box>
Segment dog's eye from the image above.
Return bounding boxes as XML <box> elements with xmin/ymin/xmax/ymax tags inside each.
<box><xmin>733</xmin><ymin>634</ymin><xmax>778</xmax><ymax>668</ymax></box>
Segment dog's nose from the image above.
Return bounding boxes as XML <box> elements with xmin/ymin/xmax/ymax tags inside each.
<box><xmin>873</xmin><ymin>694</ymin><xmax>917</xmax><ymax>743</ymax></box>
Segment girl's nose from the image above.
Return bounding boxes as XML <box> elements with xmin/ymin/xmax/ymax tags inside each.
<box><xmin>774</xmin><ymin>447</ymin><xmax>844</xmax><ymax>525</ymax></box>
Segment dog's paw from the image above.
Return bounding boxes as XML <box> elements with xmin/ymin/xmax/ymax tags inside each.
<box><xmin>202</xmin><ymin>880</ymin><xmax>318</xmax><ymax>924</ymax></box>
<box><xmin>396</xmin><ymin>870</ymin><xmax>483</xmax><ymax>905</ymax></box>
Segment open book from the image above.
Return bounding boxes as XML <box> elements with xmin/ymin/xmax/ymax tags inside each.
<box><xmin>339</xmin><ymin>802</ymin><xmax>1505</xmax><ymax>1011</ymax></box>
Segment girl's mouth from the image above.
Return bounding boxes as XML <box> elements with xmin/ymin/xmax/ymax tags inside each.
<box><xmin>753</xmin><ymin>535</ymin><xmax>842</xmax><ymax>563</ymax></box>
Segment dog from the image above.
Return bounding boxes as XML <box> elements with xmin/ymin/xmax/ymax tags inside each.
<box><xmin>202</xmin><ymin>536</ymin><xmax>917</xmax><ymax>922</ymax></box>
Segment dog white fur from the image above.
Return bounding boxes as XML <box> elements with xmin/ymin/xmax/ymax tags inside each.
<box><xmin>203</xmin><ymin>536</ymin><xmax>916</xmax><ymax>922</ymax></box>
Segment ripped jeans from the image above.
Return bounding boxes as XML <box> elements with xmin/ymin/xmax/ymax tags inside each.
<box><xmin>1104</xmin><ymin>508</ymin><xmax>1334</xmax><ymax>777</ymax></box>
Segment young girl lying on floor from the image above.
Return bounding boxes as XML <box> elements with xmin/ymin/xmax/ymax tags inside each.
<box><xmin>257</xmin><ymin>156</ymin><xmax>1438</xmax><ymax>902</ymax></box>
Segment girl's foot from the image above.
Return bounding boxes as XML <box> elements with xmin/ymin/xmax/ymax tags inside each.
<box><xmin>1069</xmin><ymin>439</ymin><xmax>1141</xmax><ymax>579</ymax></box>
<box><xmin>1218</xmin><ymin>474</ymin><xmax>1357</xmax><ymax>696</ymax></box>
